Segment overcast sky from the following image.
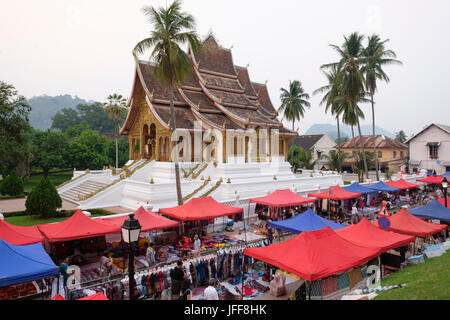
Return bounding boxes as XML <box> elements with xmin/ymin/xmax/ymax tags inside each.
<box><xmin>1</xmin><ymin>0</ymin><xmax>449</xmax><ymax>137</ymax></box>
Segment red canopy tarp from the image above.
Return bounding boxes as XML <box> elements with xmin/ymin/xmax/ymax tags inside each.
<box><xmin>308</xmin><ymin>185</ymin><xmax>362</xmax><ymax>200</ymax></box>
<box><xmin>416</xmin><ymin>175</ymin><xmax>443</xmax><ymax>184</ymax></box>
<box><xmin>336</xmin><ymin>218</ymin><xmax>415</xmax><ymax>252</ymax></box>
<box><xmin>438</xmin><ymin>198</ymin><xmax>450</xmax><ymax>209</ymax></box>
<box><xmin>0</xmin><ymin>220</ymin><xmax>44</xmax><ymax>245</ymax></box>
<box><xmin>243</xmin><ymin>227</ymin><xmax>380</xmax><ymax>281</ymax></box>
<box><xmin>373</xmin><ymin>208</ymin><xmax>447</xmax><ymax>237</ymax></box>
<box><xmin>37</xmin><ymin>210</ymin><xmax>120</xmax><ymax>242</ymax></box>
<box><xmin>103</xmin><ymin>206</ymin><xmax>178</xmax><ymax>232</ymax></box>
<box><xmin>159</xmin><ymin>197</ymin><xmax>243</xmax><ymax>221</ymax></box>
<box><xmin>385</xmin><ymin>178</ymin><xmax>419</xmax><ymax>190</ymax></box>
<box><xmin>77</xmin><ymin>292</ymin><xmax>109</xmax><ymax>300</ymax></box>
<box><xmin>249</xmin><ymin>189</ymin><xmax>315</xmax><ymax>207</ymax></box>
<box><xmin>52</xmin><ymin>294</ymin><xmax>66</xmax><ymax>300</ymax></box>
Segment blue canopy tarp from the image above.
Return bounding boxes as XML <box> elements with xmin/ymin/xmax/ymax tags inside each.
<box><xmin>0</xmin><ymin>240</ymin><xmax>59</xmax><ymax>287</ymax></box>
<box><xmin>409</xmin><ymin>199</ymin><xmax>450</xmax><ymax>223</ymax></box>
<box><xmin>368</xmin><ymin>181</ymin><xmax>400</xmax><ymax>193</ymax></box>
<box><xmin>343</xmin><ymin>182</ymin><xmax>377</xmax><ymax>195</ymax></box>
<box><xmin>442</xmin><ymin>172</ymin><xmax>450</xmax><ymax>179</ymax></box>
<box><xmin>268</xmin><ymin>208</ymin><xmax>347</xmax><ymax>234</ymax></box>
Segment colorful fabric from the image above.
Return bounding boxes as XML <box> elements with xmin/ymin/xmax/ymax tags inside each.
<box><xmin>348</xmin><ymin>268</ymin><xmax>362</xmax><ymax>289</ymax></box>
<box><xmin>322</xmin><ymin>277</ymin><xmax>338</xmax><ymax>296</ymax></box>
<box><xmin>269</xmin><ymin>273</ymin><xmax>286</xmax><ymax>297</ymax></box>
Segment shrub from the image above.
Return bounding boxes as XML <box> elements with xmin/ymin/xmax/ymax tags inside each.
<box><xmin>0</xmin><ymin>170</ymin><xmax>24</xmax><ymax>196</ymax></box>
<box><xmin>25</xmin><ymin>176</ymin><xmax>62</xmax><ymax>218</ymax></box>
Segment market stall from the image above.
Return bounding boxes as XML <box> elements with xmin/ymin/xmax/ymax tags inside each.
<box><xmin>267</xmin><ymin>208</ymin><xmax>347</xmax><ymax>234</ymax></box>
<box><xmin>416</xmin><ymin>175</ymin><xmax>444</xmax><ymax>184</ymax></box>
<box><xmin>0</xmin><ymin>240</ymin><xmax>59</xmax><ymax>287</ymax></box>
<box><xmin>385</xmin><ymin>178</ymin><xmax>419</xmax><ymax>190</ymax></box>
<box><xmin>308</xmin><ymin>185</ymin><xmax>362</xmax><ymax>200</ymax></box>
<box><xmin>374</xmin><ymin>208</ymin><xmax>447</xmax><ymax>237</ymax></box>
<box><xmin>367</xmin><ymin>181</ymin><xmax>400</xmax><ymax>193</ymax></box>
<box><xmin>336</xmin><ymin>218</ymin><xmax>415</xmax><ymax>252</ymax></box>
<box><xmin>343</xmin><ymin>182</ymin><xmax>377</xmax><ymax>195</ymax></box>
<box><xmin>250</xmin><ymin>189</ymin><xmax>315</xmax><ymax>207</ymax></box>
<box><xmin>243</xmin><ymin>227</ymin><xmax>380</xmax><ymax>282</ymax></box>
<box><xmin>0</xmin><ymin>220</ymin><xmax>44</xmax><ymax>245</ymax></box>
<box><xmin>409</xmin><ymin>199</ymin><xmax>450</xmax><ymax>223</ymax></box>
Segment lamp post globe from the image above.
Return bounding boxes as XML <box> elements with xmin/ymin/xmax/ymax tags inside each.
<box><xmin>121</xmin><ymin>213</ymin><xmax>141</xmax><ymax>300</ymax></box>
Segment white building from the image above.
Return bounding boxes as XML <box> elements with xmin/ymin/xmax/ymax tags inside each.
<box><xmin>406</xmin><ymin>123</ymin><xmax>450</xmax><ymax>174</ymax></box>
<box><xmin>288</xmin><ymin>134</ymin><xmax>336</xmax><ymax>170</ymax></box>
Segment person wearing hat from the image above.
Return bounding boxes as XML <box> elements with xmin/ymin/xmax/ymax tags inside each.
<box><xmin>193</xmin><ymin>235</ymin><xmax>201</xmax><ymax>258</ymax></box>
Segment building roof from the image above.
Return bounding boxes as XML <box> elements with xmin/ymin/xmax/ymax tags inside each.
<box><xmin>288</xmin><ymin>134</ymin><xmax>325</xmax><ymax>151</ymax></box>
<box><xmin>405</xmin><ymin>123</ymin><xmax>450</xmax><ymax>144</ymax></box>
<box><xmin>338</xmin><ymin>135</ymin><xmax>407</xmax><ymax>149</ymax></box>
<box><xmin>120</xmin><ymin>35</ymin><xmax>295</xmax><ymax>136</ymax></box>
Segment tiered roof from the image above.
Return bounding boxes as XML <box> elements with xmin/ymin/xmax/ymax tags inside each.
<box><xmin>120</xmin><ymin>35</ymin><xmax>295</xmax><ymax>135</ymax></box>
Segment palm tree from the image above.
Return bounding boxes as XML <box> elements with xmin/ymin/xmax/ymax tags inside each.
<box><xmin>279</xmin><ymin>80</ymin><xmax>310</xmax><ymax>131</ymax></box>
<box><xmin>323</xmin><ymin>150</ymin><xmax>348</xmax><ymax>171</ymax></box>
<box><xmin>132</xmin><ymin>0</ymin><xmax>202</xmax><ymax>205</ymax></box>
<box><xmin>313</xmin><ymin>64</ymin><xmax>343</xmax><ymax>171</ymax></box>
<box><xmin>323</xmin><ymin>32</ymin><xmax>369</xmax><ymax>179</ymax></box>
<box><xmin>104</xmin><ymin>94</ymin><xmax>128</xmax><ymax>169</ymax></box>
<box><xmin>352</xmin><ymin>151</ymin><xmax>375</xmax><ymax>182</ymax></box>
<box><xmin>287</xmin><ymin>145</ymin><xmax>316</xmax><ymax>171</ymax></box>
<box><xmin>361</xmin><ymin>34</ymin><xmax>402</xmax><ymax>181</ymax></box>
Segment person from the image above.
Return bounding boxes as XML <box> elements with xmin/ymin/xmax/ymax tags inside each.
<box><xmin>204</xmin><ymin>278</ymin><xmax>219</xmax><ymax>300</ymax></box>
<box><xmin>60</xmin><ymin>257</ymin><xmax>75</xmax><ymax>287</ymax></box>
<box><xmin>395</xmin><ymin>197</ymin><xmax>402</xmax><ymax>208</ymax></box>
<box><xmin>145</xmin><ymin>243</ymin><xmax>156</xmax><ymax>267</ymax></box>
<box><xmin>351</xmin><ymin>203</ymin><xmax>359</xmax><ymax>224</ymax></box>
<box><xmin>171</xmin><ymin>260</ymin><xmax>190</xmax><ymax>299</ymax></box>
<box><xmin>267</xmin><ymin>220</ymin><xmax>274</xmax><ymax>244</ymax></box>
<box><xmin>370</xmin><ymin>198</ymin><xmax>376</xmax><ymax>207</ymax></box>
<box><xmin>193</xmin><ymin>235</ymin><xmax>201</xmax><ymax>258</ymax></box>
<box><xmin>179</xmin><ymin>234</ymin><xmax>192</xmax><ymax>259</ymax></box>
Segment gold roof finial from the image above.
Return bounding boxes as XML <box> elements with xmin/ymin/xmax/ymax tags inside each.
<box><xmin>243</xmin><ymin>85</ymin><xmax>246</xmax><ymax>91</ymax></box>
<box><xmin>265</xmin><ymin>80</ymin><xmax>268</xmax><ymax>85</ymax></box>
<box><xmin>222</xmin><ymin>120</ymin><xmax>226</xmax><ymax>129</ymax></box>
<box><xmin>246</xmin><ymin>115</ymin><xmax>251</xmax><ymax>122</ymax></box>
<box><xmin>246</xmin><ymin>64</ymin><xmax>250</xmax><ymax>69</ymax></box>
<box><xmin>219</xmin><ymin>97</ymin><xmax>223</xmax><ymax>103</ymax></box>
<box><xmin>296</xmin><ymin>128</ymin><xmax>299</xmax><ymax>133</ymax></box>
<box><xmin>150</xmin><ymin>89</ymin><xmax>154</xmax><ymax>100</ymax></box>
<box><xmin>167</xmin><ymin>119</ymin><xmax>171</xmax><ymax>127</ymax></box>
<box><xmin>196</xmin><ymin>60</ymin><xmax>200</xmax><ymax>68</ymax></box>
<box><xmin>256</xmin><ymin>92</ymin><xmax>259</xmax><ymax>97</ymax></box>
<box><xmin>197</xmin><ymin>101</ymin><xmax>200</xmax><ymax>108</ymax></box>
<box><xmin>229</xmin><ymin>44</ymin><xmax>233</xmax><ymax>50</ymax></box>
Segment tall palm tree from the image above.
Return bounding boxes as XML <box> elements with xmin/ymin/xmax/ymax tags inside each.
<box><xmin>313</xmin><ymin>64</ymin><xmax>343</xmax><ymax>171</ymax></box>
<box><xmin>323</xmin><ymin>150</ymin><xmax>348</xmax><ymax>171</ymax></box>
<box><xmin>104</xmin><ymin>94</ymin><xmax>128</xmax><ymax>169</ymax></box>
<box><xmin>324</xmin><ymin>32</ymin><xmax>369</xmax><ymax>179</ymax></box>
<box><xmin>132</xmin><ymin>0</ymin><xmax>202</xmax><ymax>205</ymax></box>
<box><xmin>361</xmin><ymin>34</ymin><xmax>402</xmax><ymax>181</ymax></box>
<box><xmin>279</xmin><ymin>80</ymin><xmax>310</xmax><ymax>131</ymax></box>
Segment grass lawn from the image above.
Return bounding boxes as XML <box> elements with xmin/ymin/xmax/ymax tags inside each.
<box><xmin>5</xmin><ymin>212</ymin><xmax>113</xmax><ymax>226</ymax></box>
<box><xmin>375</xmin><ymin>250</ymin><xmax>450</xmax><ymax>300</ymax></box>
<box><xmin>23</xmin><ymin>170</ymin><xmax>73</xmax><ymax>193</ymax></box>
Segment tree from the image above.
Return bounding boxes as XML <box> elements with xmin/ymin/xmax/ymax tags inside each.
<box><xmin>106</xmin><ymin>136</ymin><xmax>129</xmax><ymax>168</ymax></box>
<box><xmin>351</xmin><ymin>151</ymin><xmax>375</xmax><ymax>182</ymax></box>
<box><xmin>279</xmin><ymin>80</ymin><xmax>310</xmax><ymax>131</ymax></box>
<box><xmin>132</xmin><ymin>0</ymin><xmax>202</xmax><ymax>205</ymax></box>
<box><xmin>313</xmin><ymin>64</ymin><xmax>343</xmax><ymax>170</ymax></box>
<box><xmin>322</xmin><ymin>150</ymin><xmax>348</xmax><ymax>171</ymax></box>
<box><xmin>287</xmin><ymin>145</ymin><xmax>316</xmax><ymax>171</ymax></box>
<box><xmin>25</xmin><ymin>176</ymin><xmax>62</xmax><ymax>218</ymax></box>
<box><xmin>324</xmin><ymin>32</ymin><xmax>369</xmax><ymax>180</ymax></box>
<box><xmin>68</xmin><ymin>129</ymin><xmax>111</xmax><ymax>170</ymax></box>
<box><xmin>51</xmin><ymin>108</ymin><xmax>80</xmax><ymax>132</ymax></box>
<box><xmin>104</xmin><ymin>94</ymin><xmax>128</xmax><ymax>169</ymax></box>
<box><xmin>0</xmin><ymin>170</ymin><xmax>24</xmax><ymax>196</ymax></box>
<box><xmin>31</xmin><ymin>130</ymin><xmax>69</xmax><ymax>177</ymax></box>
<box><xmin>0</xmin><ymin>81</ymin><xmax>32</xmax><ymax>177</ymax></box>
<box><xmin>361</xmin><ymin>34</ymin><xmax>402</xmax><ymax>181</ymax></box>
<box><xmin>395</xmin><ymin>130</ymin><xmax>408</xmax><ymax>144</ymax></box>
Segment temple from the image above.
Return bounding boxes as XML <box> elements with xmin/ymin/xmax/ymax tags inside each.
<box><xmin>120</xmin><ymin>35</ymin><xmax>296</xmax><ymax>163</ymax></box>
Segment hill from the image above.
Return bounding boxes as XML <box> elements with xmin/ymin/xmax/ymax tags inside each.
<box><xmin>27</xmin><ymin>94</ymin><xmax>91</xmax><ymax>130</ymax></box>
<box><xmin>305</xmin><ymin>123</ymin><xmax>395</xmax><ymax>141</ymax></box>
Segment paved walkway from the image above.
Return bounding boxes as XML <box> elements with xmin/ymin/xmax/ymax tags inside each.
<box><xmin>0</xmin><ymin>198</ymin><xmax>79</xmax><ymax>213</ymax></box>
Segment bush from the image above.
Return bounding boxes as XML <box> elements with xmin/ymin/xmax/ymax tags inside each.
<box><xmin>0</xmin><ymin>170</ymin><xmax>24</xmax><ymax>196</ymax></box>
<box><xmin>25</xmin><ymin>176</ymin><xmax>62</xmax><ymax>218</ymax></box>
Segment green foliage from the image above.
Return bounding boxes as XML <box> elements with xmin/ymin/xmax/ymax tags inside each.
<box><xmin>278</xmin><ymin>80</ymin><xmax>310</xmax><ymax>131</ymax></box>
<box><xmin>385</xmin><ymin>170</ymin><xmax>394</xmax><ymax>180</ymax></box>
<box><xmin>395</xmin><ymin>130</ymin><xmax>408</xmax><ymax>143</ymax></box>
<box><xmin>322</xmin><ymin>150</ymin><xmax>348</xmax><ymax>171</ymax></box>
<box><xmin>288</xmin><ymin>145</ymin><xmax>316</xmax><ymax>171</ymax></box>
<box><xmin>68</xmin><ymin>129</ymin><xmax>111</xmax><ymax>170</ymax></box>
<box><xmin>31</xmin><ymin>129</ymin><xmax>68</xmax><ymax>176</ymax></box>
<box><xmin>25</xmin><ymin>176</ymin><xmax>62</xmax><ymax>218</ymax></box>
<box><xmin>0</xmin><ymin>170</ymin><xmax>24</xmax><ymax>196</ymax></box>
<box><xmin>0</xmin><ymin>81</ymin><xmax>32</xmax><ymax>177</ymax></box>
<box><xmin>106</xmin><ymin>137</ymin><xmax>129</xmax><ymax>168</ymax></box>
<box><xmin>351</xmin><ymin>151</ymin><xmax>375</xmax><ymax>182</ymax></box>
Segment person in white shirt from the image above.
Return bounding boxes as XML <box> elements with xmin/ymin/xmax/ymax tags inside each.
<box><xmin>204</xmin><ymin>279</ymin><xmax>219</xmax><ymax>300</ymax></box>
<box><xmin>193</xmin><ymin>234</ymin><xmax>201</xmax><ymax>258</ymax></box>
<box><xmin>351</xmin><ymin>203</ymin><xmax>359</xmax><ymax>224</ymax></box>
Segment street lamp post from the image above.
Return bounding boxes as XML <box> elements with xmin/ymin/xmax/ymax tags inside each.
<box><xmin>442</xmin><ymin>177</ymin><xmax>448</xmax><ymax>208</ymax></box>
<box><xmin>121</xmin><ymin>213</ymin><xmax>141</xmax><ymax>300</ymax></box>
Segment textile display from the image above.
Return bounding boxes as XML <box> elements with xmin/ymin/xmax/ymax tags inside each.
<box><xmin>269</xmin><ymin>273</ymin><xmax>286</xmax><ymax>297</ymax></box>
<box><xmin>348</xmin><ymin>268</ymin><xmax>362</xmax><ymax>289</ymax></box>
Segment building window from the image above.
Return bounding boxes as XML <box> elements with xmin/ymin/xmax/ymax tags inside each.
<box><xmin>400</xmin><ymin>151</ymin><xmax>404</xmax><ymax>159</ymax></box>
<box><xmin>393</xmin><ymin>151</ymin><xmax>397</xmax><ymax>158</ymax></box>
<box><xmin>429</xmin><ymin>145</ymin><xmax>438</xmax><ymax>158</ymax></box>
<box><xmin>378</xmin><ymin>151</ymin><xmax>382</xmax><ymax>158</ymax></box>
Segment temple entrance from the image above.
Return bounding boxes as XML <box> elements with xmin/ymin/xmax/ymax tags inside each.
<box><xmin>143</xmin><ymin>123</ymin><xmax>157</xmax><ymax>160</ymax></box>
